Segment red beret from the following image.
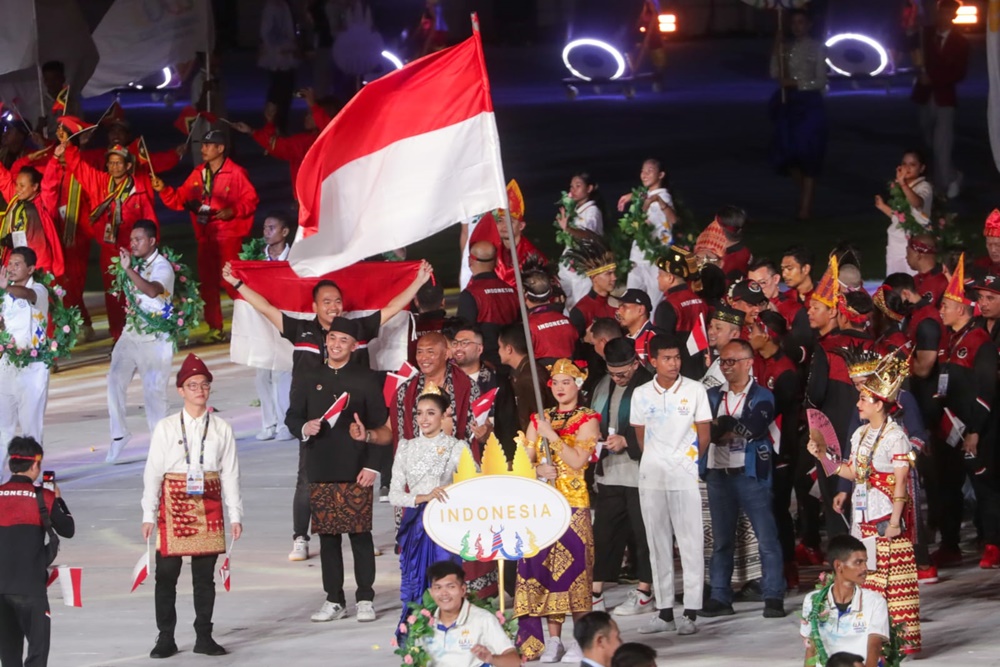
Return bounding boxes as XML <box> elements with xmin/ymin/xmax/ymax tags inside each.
<box><xmin>176</xmin><ymin>353</ymin><xmax>213</xmax><ymax>387</ymax></box>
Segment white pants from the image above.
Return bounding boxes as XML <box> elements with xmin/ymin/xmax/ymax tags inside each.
<box><xmin>558</xmin><ymin>261</ymin><xmax>593</xmax><ymax>311</ymax></box>
<box><xmin>918</xmin><ymin>101</ymin><xmax>956</xmax><ymax>192</ymax></box>
<box><xmin>626</xmin><ymin>248</ymin><xmax>664</xmax><ymax>310</ymax></box>
<box><xmin>0</xmin><ymin>361</ymin><xmax>49</xmax><ymax>449</ymax></box>
<box><xmin>107</xmin><ymin>332</ymin><xmax>174</xmax><ymax>440</ymax></box>
<box><xmin>255</xmin><ymin>368</ymin><xmax>292</xmax><ymax>430</ymax></box>
<box><xmin>639</xmin><ymin>486</ymin><xmax>704</xmax><ymax>611</ymax></box>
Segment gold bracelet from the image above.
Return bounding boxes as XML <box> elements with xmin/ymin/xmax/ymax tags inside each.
<box><xmin>893</xmin><ymin>496</ymin><xmax>908</xmax><ymax>502</ymax></box>
<box><xmin>833</xmin><ymin>463</ymin><xmax>843</xmax><ymax>476</ymax></box>
<box><xmin>889</xmin><ymin>523</ymin><xmax>900</xmax><ymax>528</ymax></box>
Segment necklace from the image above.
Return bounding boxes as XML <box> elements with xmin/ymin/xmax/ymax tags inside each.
<box><xmin>854</xmin><ymin>420</ymin><xmax>889</xmax><ymax>485</ymax></box>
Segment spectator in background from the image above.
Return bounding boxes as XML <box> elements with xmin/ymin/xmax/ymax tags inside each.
<box><xmin>259</xmin><ymin>0</ymin><xmax>302</xmax><ymax>134</ymax></box>
<box><xmin>611</xmin><ymin>643</ymin><xmax>657</xmax><ymax>667</ymax></box>
<box><xmin>574</xmin><ymin>611</ymin><xmax>622</xmax><ymax>667</ymax></box>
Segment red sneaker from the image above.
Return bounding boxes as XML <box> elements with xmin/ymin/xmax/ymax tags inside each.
<box><xmin>784</xmin><ymin>562</ymin><xmax>800</xmax><ymax>591</ymax></box>
<box><xmin>930</xmin><ymin>546</ymin><xmax>963</xmax><ymax>569</ymax></box>
<box><xmin>979</xmin><ymin>544</ymin><xmax>1000</xmax><ymax>569</ymax></box>
<box><xmin>916</xmin><ymin>565</ymin><xmax>939</xmax><ymax>584</ymax></box>
<box><xmin>795</xmin><ymin>543</ymin><xmax>825</xmax><ymax>566</ymax></box>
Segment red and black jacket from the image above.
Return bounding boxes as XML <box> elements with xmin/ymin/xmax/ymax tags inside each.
<box><xmin>0</xmin><ymin>477</ymin><xmax>74</xmax><ymax>596</ymax></box>
<box><xmin>528</xmin><ymin>304</ymin><xmax>578</xmax><ymax>363</ymax></box>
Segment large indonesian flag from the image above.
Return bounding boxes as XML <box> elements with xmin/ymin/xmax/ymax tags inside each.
<box><xmin>290</xmin><ymin>29</ymin><xmax>507</xmax><ymax>277</ymax></box>
<box><xmin>228</xmin><ymin>260</ymin><xmax>422</xmax><ymax>372</ymax></box>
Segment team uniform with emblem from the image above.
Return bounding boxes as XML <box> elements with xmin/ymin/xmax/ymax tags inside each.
<box><xmin>527</xmin><ymin>304</ymin><xmax>578</xmax><ymax>366</ymax></box>
<box><xmin>0</xmin><ymin>278</ymin><xmax>49</xmax><ymax>449</ymax></box>
<box><xmin>457</xmin><ymin>270</ymin><xmax>519</xmax><ymax>366</ymax></box>
<box><xmin>425</xmin><ymin>599</ymin><xmax>516</xmax><ymax>667</ymax></box>
<box><xmin>799</xmin><ymin>585</ymin><xmax>890</xmax><ymax>663</ymax></box>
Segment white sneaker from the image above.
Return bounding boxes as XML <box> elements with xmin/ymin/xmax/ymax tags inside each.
<box><xmin>256</xmin><ymin>426</ymin><xmax>276</xmax><ymax>441</ymax></box>
<box><xmin>288</xmin><ymin>537</ymin><xmax>309</xmax><ymax>561</ymax></box>
<box><xmin>613</xmin><ymin>588</ymin><xmax>655</xmax><ymax>616</ymax></box>
<box><xmin>311</xmin><ymin>601</ymin><xmax>346</xmax><ymax>622</ymax></box>
<box><xmin>379</xmin><ymin>486</ymin><xmax>390</xmax><ymax>503</ymax></box>
<box><xmin>106</xmin><ymin>434</ymin><xmax>132</xmax><ymax>464</ymax></box>
<box><xmin>539</xmin><ymin>637</ymin><xmax>564</xmax><ymax>663</ymax></box>
<box><xmin>591</xmin><ymin>594</ymin><xmax>606</xmax><ymax>612</ymax></box>
<box><xmin>356</xmin><ymin>600</ymin><xmax>376</xmax><ymax>622</ymax></box>
<box><xmin>638</xmin><ymin>616</ymin><xmax>675</xmax><ymax>635</ymax></box>
<box><xmin>274</xmin><ymin>427</ymin><xmax>295</xmax><ymax>441</ymax></box>
<box><xmin>561</xmin><ymin>638</ymin><xmax>583</xmax><ymax>663</ymax></box>
<box><xmin>676</xmin><ymin>615</ymin><xmax>698</xmax><ymax>636</ymax></box>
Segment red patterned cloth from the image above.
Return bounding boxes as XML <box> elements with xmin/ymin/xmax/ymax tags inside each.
<box><xmin>157</xmin><ymin>473</ymin><xmax>225</xmax><ymax>557</ymax></box>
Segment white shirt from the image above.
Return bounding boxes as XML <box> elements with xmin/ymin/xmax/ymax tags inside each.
<box><xmin>799</xmin><ymin>585</ymin><xmax>890</xmax><ymax>662</ymax></box>
<box><xmin>702</xmin><ymin>357</ymin><xmax>725</xmax><ymax>389</ymax></box>
<box><xmin>389</xmin><ymin>432</ymin><xmax>469</xmax><ymax>507</ymax></box>
<box><xmin>258</xmin><ymin>0</ymin><xmax>300</xmax><ymax>71</ymax></box>
<box><xmin>574</xmin><ymin>200</ymin><xmax>603</xmax><ymax>235</ymax></box>
<box><xmin>631</xmin><ymin>376</ymin><xmax>711</xmax><ymax>491</ymax></box>
<box><xmin>1</xmin><ymin>277</ymin><xmax>48</xmax><ymax>350</ymax></box>
<box><xmin>885</xmin><ymin>177</ymin><xmax>934</xmax><ymax>276</ymax></box>
<box><xmin>141</xmin><ymin>410</ymin><xmax>243</xmax><ymax>524</ymax></box>
<box><xmin>126</xmin><ymin>250</ymin><xmax>176</xmax><ymax>339</ymax></box>
<box><xmin>425</xmin><ymin>599</ymin><xmax>515</xmax><ymax>667</ymax></box>
<box><xmin>266</xmin><ymin>244</ymin><xmax>291</xmax><ymax>261</ymax></box>
<box><xmin>707</xmin><ymin>382</ymin><xmax>749</xmax><ymax>469</ymax></box>
<box><xmin>849</xmin><ymin>419</ymin><xmax>911</xmax><ymax>527</ymax></box>
<box><xmin>630</xmin><ymin>187</ymin><xmax>673</xmax><ymax>264</ymax></box>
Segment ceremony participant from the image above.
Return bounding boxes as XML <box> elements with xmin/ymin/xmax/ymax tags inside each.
<box><xmin>258</xmin><ymin>0</ymin><xmax>301</xmax><ymax>133</ymax></box>
<box><xmin>748</xmin><ymin>257</ymin><xmax>801</xmax><ymax>328</ymax></box>
<box><xmin>799</xmin><ymin>535</ymin><xmax>890</xmax><ymax>667</ymax></box>
<box><xmin>456</xmin><ymin>241</ymin><xmax>519</xmax><ymax>365</ymax></box>
<box><xmin>153</xmin><ymin>130</ymin><xmax>259</xmax><ymax>343</ymax></box>
<box><xmin>564</xmin><ymin>236</ymin><xmax>618</xmax><ymax>337</ymax></box>
<box><xmin>555</xmin><ymin>172</ymin><xmax>604</xmax><ymax>308</ymax></box>
<box><xmin>106</xmin><ymin>220</ymin><xmax>176</xmax><ymax>463</ymax></box>
<box><xmin>524</xmin><ymin>269</ymin><xmax>577</xmax><ymax>366</ymax></box>
<box><xmin>703</xmin><ymin>305</ymin><xmax>744</xmax><ymax>388</ymax></box>
<box><xmin>0</xmin><ymin>249</ymin><xmax>50</xmax><ymax>448</ymax></box>
<box><xmin>0</xmin><ymin>164</ymin><xmax>62</xmax><ymax>275</ymax></box>
<box><xmin>515</xmin><ymin>359</ymin><xmax>600</xmax><ymax>663</ymax></box>
<box><xmin>589</xmin><ymin>338</ymin><xmax>654</xmax><ymax>617</ymax></box>
<box><xmin>935</xmin><ymin>256</ymin><xmax>1000</xmax><ymax>569</ymax></box>
<box><xmin>631</xmin><ymin>335</ymin><xmax>711</xmax><ymax>637</ymax></box>
<box><xmin>905</xmin><ymin>235</ymin><xmax>948</xmax><ymax>306</ymax></box>
<box><xmin>56</xmin><ymin>130</ymin><xmax>157</xmax><ymax>341</ymax></box>
<box><xmin>653</xmin><ymin>246</ymin><xmax>708</xmax><ymax>379</ymax></box>
<box><xmin>619</xmin><ymin>158</ymin><xmax>677</xmax><ymax>307</ymax></box>
<box><xmin>423</xmin><ymin>561</ymin><xmax>520</xmax><ymax>667</ymax></box>
<box><xmin>140</xmin><ymin>354</ymin><xmax>243</xmax><ymax>658</ymax></box>
<box><xmin>808</xmin><ymin>350</ymin><xmax>921</xmax><ymax>652</ymax></box>
<box><xmin>779</xmin><ymin>245</ymin><xmax>816</xmax><ymax>362</ymax></box>
<box><xmin>875</xmin><ymin>150</ymin><xmax>933</xmax><ymax>276</ymax></box>
<box><xmin>574</xmin><ymin>612</ymin><xmax>622</xmax><ymax>667</ymax></box>
<box><xmin>285</xmin><ymin>319</ymin><xmax>390</xmax><ymax>624</ymax></box>
<box><xmin>911</xmin><ymin>0</ymin><xmax>968</xmax><ymax>196</ymax></box>
<box><xmin>389</xmin><ymin>387</ymin><xmax>471</xmax><ymax>633</ymax></box>
<box><xmin>693</xmin><ymin>221</ymin><xmax>727</xmax><ymax>275</ymax></box>
<box><xmin>497</xmin><ymin>324</ymin><xmax>554</xmax><ymax>433</ymax></box>
<box><xmin>769</xmin><ymin>8</ymin><xmax>827</xmax><ymax>221</ymax></box>
<box><xmin>716</xmin><ymin>206</ymin><xmax>753</xmax><ymax>279</ymax></box>
<box><xmin>473</xmin><ymin>181</ymin><xmax>548</xmax><ymax>288</ymax></box>
<box><xmin>974</xmin><ymin>209</ymin><xmax>1000</xmax><ymax>275</ymax></box>
<box><xmin>976</xmin><ymin>272</ymin><xmax>1000</xmax><ymax>344</ymax></box>
<box><xmin>614</xmin><ymin>289</ymin><xmax>657</xmax><ymax>368</ymax></box>
<box><xmin>406</xmin><ymin>282</ymin><xmax>447</xmax><ymax>366</ymax></box>
<box><xmin>701</xmin><ymin>340</ymin><xmax>785</xmax><ymax>619</ymax></box>
<box><xmin>0</xmin><ymin>437</ymin><xmax>75</xmax><ymax>667</ymax></box>
<box><xmin>610</xmin><ymin>643</ymin><xmax>657</xmax><ymax>667</ymax></box>
<box><xmin>727</xmin><ymin>279</ymin><xmax>770</xmax><ymax>333</ymax></box>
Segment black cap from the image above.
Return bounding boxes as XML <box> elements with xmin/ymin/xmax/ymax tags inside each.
<box><xmin>975</xmin><ymin>273</ymin><xmax>1000</xmax><ymax>295</ymax></box>
<box><xmin>202</xmin><ymin>129</ymin><xmax>226</xmax><ymax>145</ymax></box>
<box><xmin>604</xmin><ymin>338</ymin><xmax>637</xmax><ymax>367</ymax></box>
<box><xmin>328</xmin><ymin>317</ymin><xmax>359</xmax><ymax>340</ymax></box>
<box><xmin>712</xmin><ymin>304</ymin><xmax>744</xmax><ymax>327</ymax></box>
<box><xmin>610</xmin><ymin>288</ymin><xmax>652</xmax><ymax>313</ymax></box>
<box><xmin>729</xmin><ymin>279</ymin><xmax>769</xmax><ymax>306</ymax></box>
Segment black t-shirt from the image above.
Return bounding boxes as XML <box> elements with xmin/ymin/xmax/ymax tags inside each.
<box><xmin>285</xmin><ymin>361</ymin><xmax>389</xmax><ymax>483</ymax></box>
<box><xmin>281</xmin><ymin>311</ymin><xmax>381</xmax><ymax>370</ymax></box>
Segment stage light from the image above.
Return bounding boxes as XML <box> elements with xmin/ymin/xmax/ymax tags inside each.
<box><xmin>953</xmin><ymin>5</ymin><xmax>978</xmax><ymax>24</ymax></box>
<box><xmin>381</xmin><ymin>50</ymin><xmax>404</xmax><ymax>70</ymax></box>
<box><xmin>824</xmin><ymin>33</ymin><xmax>889</xmax><ymax>77</ymax></box>
<box><xmin>562</xmin><ymin>39</ymin><xmax>627</xmax><ymax>82</ymax></box>
<box><xmin>155</xmin><ymin>67</ymin><xmax>172</xmax><ymax>90</ymax></box>
<box><xmin>658</xmin><ymin>13</ymin><xmax>677</xmax><ymax>33</ymax></box>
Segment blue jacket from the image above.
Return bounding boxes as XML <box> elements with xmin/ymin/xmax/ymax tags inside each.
<box><xmin>702</xmin><ymin>381</ymin><xmax>776</xmax><ymax>483</ymax></box>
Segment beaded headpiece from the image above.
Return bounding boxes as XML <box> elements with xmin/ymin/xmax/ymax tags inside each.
<box><xmin>836</xmin><ymin>343</ymin><xmax>882</xmax><ymax>379</ymax></box>
<box><xmin>546</xmin><ymin>358</ymin><xmax>588</xmax><ymax>383</ymax></box>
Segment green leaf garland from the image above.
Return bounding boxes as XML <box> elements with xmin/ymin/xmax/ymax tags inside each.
<box><xmin>239</xmin><ymin>237</ymin><xmax>268</xmax><ymax>261</ymax></box>
<box><xmin>108</xmin><ymin>246</ymin><xmax>204</xmax><ymax>349</ymax></box>
<box><xmin>886</xmin><ymin>181</ymin><xmax>928</xmax><ymax>239</ymax></box>
<box><xmin>0</xmin><ymin>271</ymin><xmax>82</xmax><ymax>369</ymax></box>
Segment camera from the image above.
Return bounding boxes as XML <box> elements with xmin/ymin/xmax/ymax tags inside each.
<box><xmin>42</xmin><ymin>470</ymin><xmax>55</xmax><ymax>491</ymax></box>
<box><xmin>196</xmin><ymin>205</ymin><xmax>212</xmax><ymax>226</ymax></box>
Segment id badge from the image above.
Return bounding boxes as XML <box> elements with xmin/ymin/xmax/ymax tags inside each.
<box><xmin>937</xmin><ymin>372</ymin><xmax>949</xmax><ymax>397</ymax></box>
<box><xmin>11</xmin><ymin>230</ymin><xmax>26</xmax><ymax>248</ymax></box>
<box><xmin>186</xmin><ymin>466</ymin><xmax>205</xmax><ymax>495</ymax></box>
<box><xmin>852</xmin><ymin>484</ymin><xmax>867</xmax><ymax>512</ymax></box>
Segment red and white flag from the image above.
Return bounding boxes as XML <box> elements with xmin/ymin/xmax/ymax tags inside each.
<box><xmin>687</xmin><ymin>313</ymin><xmax>708</xmax><ymax>356</ymax></box>
<box><xmin>472</xmin><ymin>387</ymin><xmax>498</xmax><ymax>427</ymax></box>
<box><xmin>228</xmin><ymin>260</ymin><xmax>422</xmax><ymax>373</ymax></box>
<box><xmin>130</xmin><ymin>549</ymin><xmax>150</xmax><ymax>593</ymax></box>
<box><xmin>290</xmin><ymin>27</ymin><xmax>507</xmax><ymax>276</ymax></box>
<box><xmin>47</xmin><ymin>566</ymin><xmax>83</xmax><ymax>607</ymax></box>
<box><xmin>324</xmin><ymin>393</ymin><xmax>350</xmax><ymax>428</ymax></box>
<box><xmin>219</xmin><ymin>543</ymin><xmax>233</xmax><ymax>592</ymax></box>
<box><xmin>807</xmin><ymin>466</ymin><xmax>821</xmax><ymax>499</ymax></box>
<box><xmin>942</xmin><ymin>408</ymin><xmax>966</xmax><ymax>447</ymax></box>
<box><xmin>382</xmin><ymin>360</ymin><xmax>419</xmax><ymax>405</ymax></box>
<box><xmin>767</xmin><ymin>416</ymin><xmax>782</xmax><ymax>455</ymax></box>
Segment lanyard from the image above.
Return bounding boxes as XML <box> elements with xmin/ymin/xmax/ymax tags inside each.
<box><xmin>179</xmin><ymin>412</ymin><xmax>210</xmax><ymax>467</ymax></box>
<box><xmin>723</xmin><ymin>390</ymin><xmax>746</xmax><ymax>417</ymax></box>
<box><xmin>202</xmin><ymin>159</ymin><xmax>225</xmax><ymax>202</ymax></box>
<box><xmin>947</xmin><ymin>322</ymin><xmax>973</xmax><ymax>361</ymax></box>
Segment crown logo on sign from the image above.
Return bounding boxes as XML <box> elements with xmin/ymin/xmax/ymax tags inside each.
<box><xmin>453</xmin><ymin>433</ymin><xmax>535</xmax><ymax>483</ymax></box>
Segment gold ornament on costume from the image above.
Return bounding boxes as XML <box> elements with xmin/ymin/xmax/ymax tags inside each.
<box><xmin>419</xmin><ymin>381</ymin><xmax>444</xmax><ymax>397</ymax></box>
<box><xmin>861</xmin><ymin>348</ymin><xmax>912</xmax><ymax>404</ymax></box>
<box><xmin>837</xmin><ymin>343</ymin><xmax>882</xmax><ymax>379</ymax></box>
<box><xmin>452</xmin><ymin>433</ymin><xmax>535</xmax><ymax>483</ymax></box>
<box><xmin>546</xmin><ymin>358</ymin><xmax>588</xmax><ymax>382</ymax></box>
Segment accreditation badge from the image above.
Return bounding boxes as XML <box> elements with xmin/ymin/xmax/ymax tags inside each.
<box><xmin>186</xmin><ymin>465</ymin><xmax>205</xmax><ymax>495</ymax></box>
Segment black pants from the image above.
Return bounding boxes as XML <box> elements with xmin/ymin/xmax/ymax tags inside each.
<box><xmin>293</xmin><ymin>443</ymin><xmax>311</xmax><ymax>540</ymax></box>
<box><xmin>969</xmin><ymin>469</ymin><xmax>1000</xmax><ymax>547</ymax></box>
<box><xmin>155</xmin><ymin>553</ymin><xmax>218</xmax><ymax>637</ymax></box>
<box><xmin>772</xmin><ymin>462</ymin><xmax>796</xmax><ymax>562</ymax></box>
<box><xmin>793</xmin><ymin>436</ymin><xmax>823</xmax><ymax>549</ymax></box>
<box><xmin>265</xmin><ymin>69</ymin><xmax>296</xmax><ymax>134</ymax></box>
<box><xmin>592</xmin><ymin>484</ymin><xmax>652</xmax><ymax>584</ymax></box>
<box><xmin>0</xmin><ymin>594</ymin><xmax>49</xmax><ymax>667</ymax></box>
<box><xmin>320</xmin><ymin>532</ymin><xmax>375</xmax><ymax>605</ymax></box>
<box><xmin>925</xmin><ymin>437</ymin><xmax>966</xmax><ymax>549</ymax></box>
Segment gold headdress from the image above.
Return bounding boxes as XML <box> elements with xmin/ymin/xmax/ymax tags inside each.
<box><xmin>419</xmin><ymin>381</ymin><xmax>444</xmax><ymax>397</ymax></box>
<box><xmin>546</xmin><ymin>358</ymin><xmax>588</xmax><ymax>382</ymax></box>
<box><xmin>861</xmin><ymin>348</ymin><xmax>911</xmax><ymax>404</ymax></box>
<box><xmin>836</xmin><ymin>343</ymin><xmax>881</xmax><ymax>379</ymax></box>
<box><xmin>561</xmin><ymin>233</ymin><xmax>617</xmax><ymax>278</ymax></box>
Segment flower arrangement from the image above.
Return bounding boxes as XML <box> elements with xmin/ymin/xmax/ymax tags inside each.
<box><xmin>886</xmin><ymin>181</ymin><xmax>927</xmax><ymax>240</ymax></box>
<box><xmin>393</xmin><ymin>590</ymin><xmax>518</xmax><ymax>667</ymax></box>
<box><xmin>108</xmin><ymin>246</ymin><xmax>204</xmax><ymax>348</ymax></box>
<box><xmin>239</xmin><ymin>237</ymin><xmax>268</xmax><ymax>261</ymax></box>
<box><xmin>0</xmin><ymin>271</ymin><xmax>82</xmax><ymax>369</ymax></box>
<box><xmin>553</xmin><ymin>190</ymin><xmax>578</xmax><ymax>255</ymax></box>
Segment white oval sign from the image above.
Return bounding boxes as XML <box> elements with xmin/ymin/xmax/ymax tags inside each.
<box><xmin>422</xmin><ymin>476</ymin><xmax>573</xmax><ymax>562</ymax></box>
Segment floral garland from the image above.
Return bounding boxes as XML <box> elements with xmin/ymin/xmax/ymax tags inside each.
<box><xmin>0</xmin><ymin>271</ymin><xmax>82</xmax><ymax>369</ymax></box>
<box><xmin>108</xmin><ymin>246</ymin><xmax>204</xmax><ymax>348</ymax></box>
<box><xmin>239</xmin><ymin>237</ymin><xmax>267</xmax><ymax>261</ymax></box>
<box><xmin>393</xmin><ymin>590</ymin><xmax>518</xmax><ymax>667</ymax></box>
<box><xmin>886</xmin><ymin>181</ymin><xmax>928</xmax><ymax>239</ymax></box>
<box><xmin>553</xmin><ymin>190</ymin><xmax>578</xmax><ymax>253</ymax></box>
<box><xmin>617</xmin><ymin>186</ymin><xmax>667</xmax><ymax>266</ymax></box>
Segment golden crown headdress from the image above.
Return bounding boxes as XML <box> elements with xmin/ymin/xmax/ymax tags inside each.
<box><xmin>836</xmin><ymin>343</ymin><xmax>882</xmax><ymax>379</ymax></box>
<box><xmin>546</xmin><ymin>358</ymin><xmax>588</xmax><ymax>382</ymax></box>
<box><xmin>419</xmin><ymin>380</ymin><xmax>444</xmax><ymax>397</ymax></box>
<box><xmin>861</xmin><ymin>347</ymin><xmax>912</xmax><ymax>404</ymax></box>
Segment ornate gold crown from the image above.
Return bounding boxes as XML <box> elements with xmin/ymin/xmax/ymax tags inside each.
<box><xmin>837</xmin><ymin>343</ymin><xmax>882</xmax><ymax>378</ymax></box>
<box><xmin>453</xmin><ymin>433</ymin><xmax>535</xmax><ymax>483</ymax></box>
<box><xmin>861</xmin><ymin>349</ymin><xmax>911</xmax><ymax>404</ymax></box>
<box><xmin>420</xmin><ymin>381</ymin><xmax>444</xmax><ymax>397</ymax></box>
<box><xmin>546</xmin><ymin>358</ymin><xmax>587</xmax><ymax>382</ymax></box>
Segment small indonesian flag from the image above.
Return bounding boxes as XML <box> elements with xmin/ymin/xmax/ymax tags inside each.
<box><xmin>130</xmin><ymin>550</ymin><xmax>150</xmax><ymax>593</ymax></box>
<box><xmin>382</xmin><ymin>360</ymin><xmax>419</xmax><ymax>405</ymax></box>
<box><xmin>323</xmin><ymin>393</ymin><xmax>350</xmax><ymax>428</ymax></box>
<box><xmin>807</xmin><ymin>466</ymin><xmax>821</xmax><ymax>499</ymax></box>
<box><xmin>767</xmin><ymin>416</ymin><xmax>782</xmax><ymax>454</ymax></box>
<box><xmin>472</xmin><ymin>388</ymin><xmax>498</xmax><ymax>427</ymax></box>
<box><xmin>219</xmin><ymin>544</ymin><xmax>233</xmax><ymax>592</ymax></box>
<box><xmin>687</xmin><ymin>313</ymin><xmax>709</xmax><ymax>356</ymax></box>
<box><xmin>47</xmin><ymin>566</ymin><xmax>83</xmax><ymax>607</ymax></box>
<box><xmin>941</xmin><ymin>408</ymin><xmax>966</xmax><ymax>447</ymax></box>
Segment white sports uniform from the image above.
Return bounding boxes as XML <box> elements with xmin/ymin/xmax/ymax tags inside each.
<box><xmin>0</xmin><ymin>277</ymin><xmax>49</xmax><ymax>452</ymax></box>
<box><xmin>627</xmin><ymin>187</ymin><xmax>673</xmax><ymax>310</ymax></box>
<box><xmin>558</xmin><ymin>200</ymin><xmax>604</xmax><ymax>310</ymax></box>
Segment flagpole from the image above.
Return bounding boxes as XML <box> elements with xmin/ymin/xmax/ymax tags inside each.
<box><xmin>140</xmin><ymin>136</ymin><xmax>157</xmax><ymax>180</ymax></box>
<box><xmin>31</xmin><ymin>0</ymin><xmax>46</xmax><ymax>120</ymax></box>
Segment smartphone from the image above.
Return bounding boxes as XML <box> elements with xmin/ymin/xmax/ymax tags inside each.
<box><xmin>42</xmin><ymin>470</ymin><xmax>55</xmax><ymax>491</ymax></box>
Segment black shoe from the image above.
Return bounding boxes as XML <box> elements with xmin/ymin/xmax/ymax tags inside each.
<box><xmin>697</xmin><ymin>598</ymin><xmax>735</xmax><ymax>618</ymax></box>
<box><xmin>763</xmin><ymin>598</ymin><xmax>786</xmax><ymax>618</ymax></box>
<box><xmin>150</xmin><ymin>634</ymin><xmax>178</xmax><ymax>659</ymax></box>
<box><xmin>193</xmin><ymin>636</ymin><xmax>227</xmax><ymax>656</ymax></box>
<box><xmin>735</xmin><ymin>580</ymin><xmax>763</xmax><ymax>602</ymax></box>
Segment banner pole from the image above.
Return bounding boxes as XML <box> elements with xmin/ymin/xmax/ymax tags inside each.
<box><xmin>497</xmin><ymin>559</ymin><xmax>506</xmax><ymax>616</ymax></box>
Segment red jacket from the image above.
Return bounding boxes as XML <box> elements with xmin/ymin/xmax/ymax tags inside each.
<box><xmin>771</xmin><ymin>290</ymin><xmax>802</xmax><ymax>328</ymax></box>
<box><xmin>252</xmin><ymin>124</ymin><xmax>318</xmax><ymax>187</ymax></box>
<box><xmin>913</xmin><ymin>266</ymin><xmax>948</xmax><ymax>306</ymax></box>
<box><xmin>911</xmin><ymin>28</ymin><xmax>969</xmax><ymax>107</ymax></box>
<box><xmin>570</xmin><ymin>290</ymin><xmax>617</xmax><ymax>335</ymax></box>
<box><xmin>722</xmin><ymin>242</ymin><xmax>752</xmax><ymax>281</ymax></box>
<box><xmin>661</xmin><ymin>284</ymin><xmax>708</xmax><ymax>335</ymax></box>
<box><xmin>41</xmin><ymin>156</ymin><xmax>93</xmax><ymax>245</ymax></box>
<box><xmin>528</xmin><ymin>304</ymin><xmax>578</xmax><ymax>360</ymax></box>
<box><xmin>64</xmin><ymin>143</ymin><xmax>158</xmax><ymax>249</ymax></box>
<box><xmin>0</xmin><ymin>162</ymin><xmax>64</xmax><ymax>275</ymax></box>
<box><xmin>158</xmin><ymin>158</ymin><xmax>259</xmax><ymax>242</ymax></box>
<box><xmin>974</xmin><ymin>255</ymin><xmax>1000</xmax><ymax>276</ymax></box>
